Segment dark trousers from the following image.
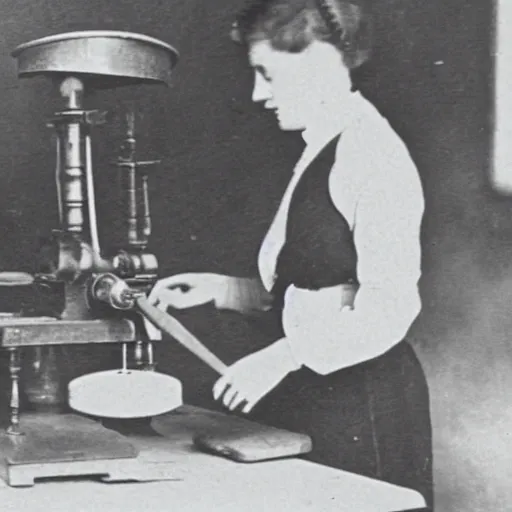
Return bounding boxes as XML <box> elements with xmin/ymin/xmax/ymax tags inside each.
<box><xmin>249</xmin><ymin>340</ymin><xmax>433</xmax><ymax>510</ymax></box>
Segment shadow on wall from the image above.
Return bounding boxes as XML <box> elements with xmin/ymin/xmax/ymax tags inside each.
<box><xmin>415</xmin><ymin>252</ymin><xmax>512</xmax><ymax>511</ymax></box>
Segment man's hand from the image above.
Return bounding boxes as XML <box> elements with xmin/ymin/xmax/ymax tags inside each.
<box><xmin>143</xmin><ymin>273</ymin><xmax>231</xmax><ymax>340</ymax></box>
<box><xmin>213</xmin><ymin>339</ymin><xmax>301</xmax><ymax>413</ymax></box>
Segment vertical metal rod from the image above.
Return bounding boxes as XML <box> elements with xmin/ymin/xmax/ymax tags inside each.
<box><xmin>122</xmin><ymin>343</ymin><xmax>128</xmax><ymax>371</ymax></box>
<box><xmin>134</xmin><ymin>341</ymin><xmax>144</xmax><ymax>368</ymax></box>
<box><xmin>126</xmin><ymin>163</ymin><xmax>139</xmax><ymax>245</ymax></box>
<box><xmin>55</xmin><ymin>136</ymin><xmax>63</xmax><ymax>224</ymax></box>
<box><xmin>61</xmin><ymin>122</ymin><xmax>84</xmax><ymax>232</ymax></box>
<box><xmin>147</xmin><ymin>342</ymin><xmax>154</xmax><ymax>366</ymax></box>
<box><xmin>124</xmin><ymin>111</ymin><xmax>139</xmax><ymax>246</ymax></box>
<box><xmin>58</xmin><ymin>77</ymin><xmax>86</xmax><ymax>234</ymax></box>
<box><xmin>85</xmin><ymin>133</ymin><xmax>100</xmax><ymax>253</ymax></box>
<box><xmin>141</xmin><ymin>173</ymin><xmax>151</xmax><ymax>242</ymax></box>
<box><xmin>7</xmin><ymin>348</ymin><xmax>23</xmax><ymax>436</ymax></box>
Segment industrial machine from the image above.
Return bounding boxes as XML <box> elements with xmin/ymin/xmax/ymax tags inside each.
<box><xmin>0</xmin><ymin>30</ymin><xmax>228</xmax><ymax>487</ymax></box>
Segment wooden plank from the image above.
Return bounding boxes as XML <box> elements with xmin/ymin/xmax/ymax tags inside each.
<box><xmin>153</xmin><ymin>405</ymin><xmax>313</xmax><ymax>462</ymax></box>
<box><xmin>0</xmin><ymin>318</ymin><xmax>137</xmax><ymax>347</ymax></box>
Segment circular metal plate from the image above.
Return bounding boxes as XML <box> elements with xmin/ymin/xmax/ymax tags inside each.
<box><xmin>0</xmin><ymin>272</ymin><xmax>35</xmax><ymax>286</ymax></box>
<box><xmin>68</xmin><ymin>369</ymin><xmax>183</xmax><ymax>418</ymax></box>
<box><xmin>12</xmin><ymin>31</ymin><xmax>179</xmax><ymax>88</ymax></box>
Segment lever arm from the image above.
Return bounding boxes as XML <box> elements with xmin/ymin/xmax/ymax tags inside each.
<box><xmin>135</xmin><ymin>296</ymin><xmax>228</xmax><ymax>375</ymax></box>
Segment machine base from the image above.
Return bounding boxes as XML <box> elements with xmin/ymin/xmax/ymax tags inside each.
<box><xmin>0</xmin><ymin>413</ymin><xmax>140</xmax><ymax>487</ymax></box>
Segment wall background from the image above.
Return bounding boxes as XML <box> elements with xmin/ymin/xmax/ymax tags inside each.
<box><xmin>0</xmin><ymin>1</ymin><xmax>508</xmax><ymax>510</ymax></box>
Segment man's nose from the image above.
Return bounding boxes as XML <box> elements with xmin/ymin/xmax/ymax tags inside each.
<box><xmin>252</xmin><ymin>72</ymin><xmax>272</xmax><ymax>103</ymax></box>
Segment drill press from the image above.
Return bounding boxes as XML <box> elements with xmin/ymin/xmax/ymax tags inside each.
<box><xmin>0</xmin><ymin>31</ymin><xmax>186</xmax><ymax>487</ymax></box>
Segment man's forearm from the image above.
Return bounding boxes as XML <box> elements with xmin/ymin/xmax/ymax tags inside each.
<box><xmin>217</xmin><ymin>277</ymin><xmax>274</xmax><ymax>314</ymax></box>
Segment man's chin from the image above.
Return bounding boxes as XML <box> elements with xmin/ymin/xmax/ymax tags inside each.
<box><xmin>276</xmin><ymin>118</ymin><xmax>302</xmax><ymax>131</ymax></box>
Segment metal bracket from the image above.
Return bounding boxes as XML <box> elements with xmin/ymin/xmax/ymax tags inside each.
<box><xmin>47</xmin><ymin>109</ymin><xmax>109</xmax><ymax>128</ymax></box>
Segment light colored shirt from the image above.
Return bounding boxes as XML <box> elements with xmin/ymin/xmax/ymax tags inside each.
<box><xmin>258</xmin><ymin>92</ymin><xmax>425</xmax><ymax>375</ymax></box>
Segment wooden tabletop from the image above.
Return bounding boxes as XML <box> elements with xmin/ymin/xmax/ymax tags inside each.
<box><xmin>0</xmin><ymin>406</ymin><xmax>427</xmax><ymax>512</ymax></box>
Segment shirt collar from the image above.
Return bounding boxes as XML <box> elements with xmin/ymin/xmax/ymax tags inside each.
<box><xmin>300</xmin><ymin>91</ymin><xmax>369</xmax><ymax>152</ymax></box>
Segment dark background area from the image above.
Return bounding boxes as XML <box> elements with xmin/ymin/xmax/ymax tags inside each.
<box><xmin>0</xmin><ymin>0</ymin><xmax>509</xmax><ymax>510</ymax></box>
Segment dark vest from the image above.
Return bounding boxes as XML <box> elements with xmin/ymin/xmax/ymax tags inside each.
<box><xmin>272</xmin><ymin>134</ymin><xmax>358</xmax><ymax>308</ymax></box>
<box><xmin>255</xmin><ymin>134</ymin><xmax>433</xmax><ymax>507</ymax></box>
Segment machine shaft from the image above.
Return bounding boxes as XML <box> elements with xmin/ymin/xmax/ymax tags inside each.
<box><xmin>57</xmin><ymin>77</ymin><xmax>86</xmax><ymax>234</ymax></box>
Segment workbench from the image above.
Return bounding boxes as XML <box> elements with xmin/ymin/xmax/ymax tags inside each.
<box><xmin>0</xmin><ymin>405</ymin><xmax>427</xmax><ymax>512</ymax></box>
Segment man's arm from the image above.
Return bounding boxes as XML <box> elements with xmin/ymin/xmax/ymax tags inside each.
<box><xmin>217</xmin><ymin>277</ymin><xmax>274</xmax><ymax>315</ymax></box>
<box><xmin>280</xmin><ymin>149</ymin><xmax>425</xmax><ymax>374</ymax></box>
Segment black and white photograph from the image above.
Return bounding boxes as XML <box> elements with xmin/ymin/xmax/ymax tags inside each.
<box><xmin>0</xmin><ymin>1</ymin><xmax>505</xmax><ymax>511</ymax></box>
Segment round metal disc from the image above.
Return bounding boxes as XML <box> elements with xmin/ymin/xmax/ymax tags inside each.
<box><xmin>68</xmin><ymin>369</ymin><xmax>183</xmax><ymax>418</ymax></box>
<box><xmin>12</xmin><ymin>31</ymin><xmax>179</xmax><ymax>88</ymax></box>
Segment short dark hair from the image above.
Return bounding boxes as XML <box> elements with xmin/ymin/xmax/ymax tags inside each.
<box><xmin>231</xmin><ymin>0</ymin><xmax>372</xmax><ymax>70</ymax></box>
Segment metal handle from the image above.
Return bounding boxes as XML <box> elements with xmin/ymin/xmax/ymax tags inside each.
<box><xmin>90</xmin><ymin>273</ymin><xmax>228</xmax><ymax>375</ymax></box>
<box><xmin>135</xmin><ymin>296</ymin><xmax>228</xmax><ymax>375</ymax></box>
